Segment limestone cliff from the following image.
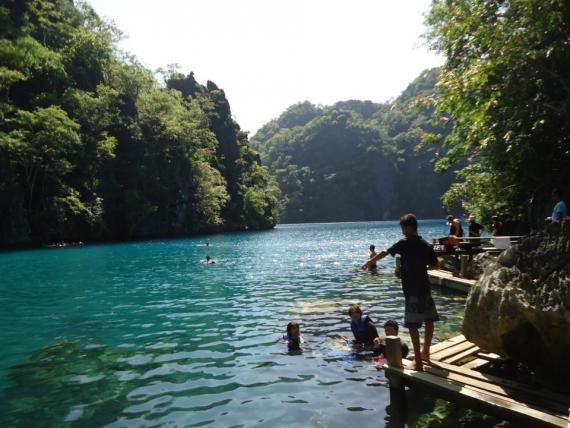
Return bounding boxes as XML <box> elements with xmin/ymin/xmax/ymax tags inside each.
<box><xmin>463</xmin><ymin>219</ymin><xmax>570</xmax><ymax>385</ymax></box>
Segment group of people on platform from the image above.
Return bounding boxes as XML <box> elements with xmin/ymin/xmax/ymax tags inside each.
<box><xmin>445</xmin><ymin>188</ymin><xmax>568</xmax><ymax>240</ymax></box>
<box><xmin>284</xmin><ymin>213</ymin><xmax>439</xmax><ymax>371</ymax></box>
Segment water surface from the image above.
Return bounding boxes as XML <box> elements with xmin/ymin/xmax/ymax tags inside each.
<box><xmin>0</xmin><ymin>220</ymin><xmax>466</xmax><ymax>427</ymax></box>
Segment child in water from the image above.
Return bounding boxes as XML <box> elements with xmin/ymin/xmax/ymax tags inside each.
<box><xmin>346</xmin><ymin>305</ymin><xmax>381</xmax><ymax>352</ymax></box>
<box><xmin>368</xmin><ymin>245</ymin><xmax>378</xmax><ymax>269</ymax></box>
<box><xmin>284</xmin><ymin>322</ymin><xmax>303</xmax><ymax>350</ymax></box>
<box><xmin>376</xmin><ymin>320</ymin><xmax>409</xmax><ymax>359</ymax></box>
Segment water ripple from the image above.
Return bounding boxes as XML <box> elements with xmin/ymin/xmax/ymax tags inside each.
<box><xmin>0</xmin><ymin>220</ymin><xmax>465</xmax><ymax>427</ymax></box>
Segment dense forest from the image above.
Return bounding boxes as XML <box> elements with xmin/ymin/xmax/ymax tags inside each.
<box><xmin>252</xmin><ymin>69</ymin><xmax>454</xmax><ymax>223</ymax></box>
<box><xmin>425</xmin><ymin>0</ymin><xmax>570</xmax><ymax>225</ymax></box>
<box><xmin>2</xmin><ymin>0</ymin><xmax>567</xmax><ymax>245</ymax></box>
<box><xmin>0</xmin><ymin>0</ymin><xmax>278</xmax><ymax>247</ymax></box>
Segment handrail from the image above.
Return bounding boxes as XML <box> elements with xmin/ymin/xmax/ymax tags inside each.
<box><xmin>432</xmin><ymin>236</ymin><xmax>524</xmax><ymax>244</ymax></box>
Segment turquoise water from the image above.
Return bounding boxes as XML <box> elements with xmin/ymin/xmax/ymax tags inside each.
<box><xmin>0</xmin><ymin>220</ymin><xmax>466</xmax><ymax>427</ymax></box>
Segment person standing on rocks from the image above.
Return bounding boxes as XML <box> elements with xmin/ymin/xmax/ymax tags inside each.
<box><xmin>361</xmin><ymin>213</ymin><xmax>440</xmax><ymax>371</ymax></box>
<box><xmin>548</xmin><ymin>188</ymin><xmax>567</xmax><ymax>223</ymax></box>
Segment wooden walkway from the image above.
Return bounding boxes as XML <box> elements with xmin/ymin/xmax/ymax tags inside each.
<box><xmin>383</xmin><ymin>335</ymin><xmax>570</xmax><ymax>427</ymax></box>
<box><xmin>428</xmin><ymin>269</ymin><xmax>476</xmax><ymax>293</ymax></box>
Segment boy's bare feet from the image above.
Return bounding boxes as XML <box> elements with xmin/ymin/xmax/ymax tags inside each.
<box><xmin>405</xmin><ymin>360</ymin><xmax>423</xmax><ymax>371</ymax></box>
<box><xmin>408</xmin><ymin>353</ymin><xmax>430</xmax><ymax>364</ymax></box>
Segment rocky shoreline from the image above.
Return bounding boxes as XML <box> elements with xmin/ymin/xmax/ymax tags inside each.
<box><xmin>462</xmin><ymin>219</ymin><xmax>570</xmax><ymax>388</ymax></box>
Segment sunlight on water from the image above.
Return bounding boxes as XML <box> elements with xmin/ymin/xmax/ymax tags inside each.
<box><xmin>0</xmin><ymin>220</ymin><xmax>466</xmax><ymax>427</ymax></box>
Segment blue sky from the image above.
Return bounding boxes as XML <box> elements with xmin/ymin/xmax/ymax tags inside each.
<box><xmin>88</xmin><ymin>0</ymin><xmax>443</xmax><ymax>133</ymax></box>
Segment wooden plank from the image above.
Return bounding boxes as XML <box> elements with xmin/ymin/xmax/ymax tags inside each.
<box><xmin>429</xmin><ymin>360</ymin><xmax>570</xmax><ymax>409</ymax></box>
<box><xmin>428</xmin><ymin>270</ymin><xmax>474</xmax><ymax>292</ymax></box>
<box><xmin>409</xmin><ymin>335</ymin><xmax>467</xmax><ymax>360</ymax></box>
<box><xmin>423</xmin><ymin>365</ymin><xmax>569</xmax><ymax>416</ymax></box>
<box><xmin>443</xmin><ymin>345</ymin><xmax>481</xmax><ymax>364</ymax></box>
<box><xmin>431</xmin><ymin>340</ymin><xmax>479</xmax><ymax>361</ymax></box>
<box><xmin>429</xmin><ymin>335</ymin><xmax>467</xmax><ymax>354</ymax></box>
<box><xmin>385</xmin><ymin>366</ymin><xmax>567</xmax><ymax>427</ymax></box>
<box><xmin>462</xmin><ymin>358</ymin><xmax>490</xmax><ymax>369</ymax></box>
<box><xmin>477</xmin><ymin>352</ymin><xmax>503</xmax><ymax>361</ymax></box>
<box><xmin>429</xmin><ymin>269</ymin><xmax>476</xmax><ymax>285</ymax></box>
<box><xmin>443</xmin><ymin>280</ymin><xmax>472</xmax><ymax>293</ymax></box>
<box><xmin>463</xmin><ymin>382</ymin><xmax>569</xmax><ymax>423</ymax></box>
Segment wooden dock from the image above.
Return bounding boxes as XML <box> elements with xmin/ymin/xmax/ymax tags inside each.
<box><xmin>428</xmin><ymin>269</ymin><xmax>476</xmax><ymax>293</ymax></box>
<box><xmin>383</xmin><ymin>335</ymin><xmax>570</xmax><ymax>427</ymax></box>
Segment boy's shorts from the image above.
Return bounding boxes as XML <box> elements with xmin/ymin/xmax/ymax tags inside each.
<box><xmin>404</xmin><ymin>294</ymin><xmax>439</xmax><ymax>329</ymax></box>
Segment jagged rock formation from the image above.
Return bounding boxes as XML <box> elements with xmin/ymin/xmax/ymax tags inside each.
<box><xmin>463</xmin><ymin>219</ymin><xmax>570</xmax><ymax>385</ymax></box>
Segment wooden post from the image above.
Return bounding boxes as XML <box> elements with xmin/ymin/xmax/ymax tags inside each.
<box><xmin>460</xmin><ymin>255</ymin><xmax>469</xmax><ymax>278</ymax></box>
<box><xmin>395</xmin><ymin>255</ymin><xmax>402</xmax><ymax>278</ymax></box>
<box><xmin>385</xmin><ymin>336</ymin><xmax>406</xmax><ymax>425</ymax></box>
<box><xmin>386</xmin><ymin>336</ymin><xmax>403</xmax><ymax>368</ymax></box>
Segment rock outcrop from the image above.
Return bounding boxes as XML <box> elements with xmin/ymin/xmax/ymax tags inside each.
<box><xmin>463</xmin><ymin>219</ymin><xmax>570</xmax><ymax>385</ymax></box>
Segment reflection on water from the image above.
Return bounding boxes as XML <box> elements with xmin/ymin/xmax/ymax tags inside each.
<box><xmin>0</xmin><ymin>221</ymin><xmax>472</xmax><ymax>427</ymax></box>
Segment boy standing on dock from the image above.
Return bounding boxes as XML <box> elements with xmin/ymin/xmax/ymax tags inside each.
<box><xmin>361</xmin><ymin>213</ymin><xmax>439</xmax><ymax>371</ymax></box>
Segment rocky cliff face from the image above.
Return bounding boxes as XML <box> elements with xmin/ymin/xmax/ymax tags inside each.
<box><xmin>463</xmin><ymin>219</ymin><xmax>570</xmax><ymax>385</ymax></box>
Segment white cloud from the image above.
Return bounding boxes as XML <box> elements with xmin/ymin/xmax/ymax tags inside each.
<box><xmin>88</xmin><ymin>0</ymin><xmax>443</xmax><ymax>133</ymax></box>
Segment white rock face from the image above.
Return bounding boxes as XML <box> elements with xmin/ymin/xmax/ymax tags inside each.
<box><xmin>463</xmin><ymin>220</ymin><xmax>570</xmax><ymax>384</ymax></box>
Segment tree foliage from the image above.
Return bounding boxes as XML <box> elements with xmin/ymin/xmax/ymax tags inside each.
<box><xmin>252</xmin><ymin>69</ymin><xmax>453</xmax><ymax>223</ymax></box>
<box><xmin>0</xmin><ymin>0</ymin><xmax>278</xmax><ymax>246</ymax></box>
<box><xmin>425</xmin><ymin>0</ymin><xmax>570</xmax><ymax>224</ymax></box>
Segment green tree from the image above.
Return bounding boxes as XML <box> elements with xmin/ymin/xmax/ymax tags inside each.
<box><xmin>0</xmin><ymin>0</ymin><xmax>277</xmax><ymax>246</ymax></box>
<box><xmin>252</xmin><ymin>69</ymin><xmax>453</xmax><ymax>223</ymax></box>
<box><xmin>426</xmin><ymin>0</ymin><xmax>570</xmax><ymax>225</ymax></box>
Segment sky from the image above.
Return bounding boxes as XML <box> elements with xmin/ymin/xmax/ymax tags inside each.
<box><xmin>88</xmin><ymin>0</ymin><xmax>444</xmax><ymax>134</ymax></box>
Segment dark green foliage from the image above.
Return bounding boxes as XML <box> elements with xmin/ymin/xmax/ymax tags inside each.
<box><xmin>425</xmin><ymin>0</ymin><xmax>570</xmax><ymax>225</ymax></box>
<box><xmin>252</xmin><ymin>69</ymin><xmax>453</xmax><ymax>223</ymax></box>
<box><xmin>413</xmin><ymin>399</ymin><xmax>512</xmax><ymax>428</ymax></box>
<box><xmin>0</xmin><ymin>0</ymin><xmax>278</xmax><ymax>246</ymax></box>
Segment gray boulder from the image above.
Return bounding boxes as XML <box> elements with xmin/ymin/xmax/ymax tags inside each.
<box><xmin>463</xmin><ymin>219</ymin><xmax>570</xmax><ymax>384</ymax></box>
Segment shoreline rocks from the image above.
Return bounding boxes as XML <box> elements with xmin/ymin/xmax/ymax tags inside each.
<box><xmin>462</xmin><ymin>220</ymin><xmax>570</xmax><ymax>387</ymax></box>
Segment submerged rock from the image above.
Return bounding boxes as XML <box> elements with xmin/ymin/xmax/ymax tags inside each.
<box><xmin>463</xmin><ymin>219</ymin><xmax>570</xmax><ymax>386</ymax></box>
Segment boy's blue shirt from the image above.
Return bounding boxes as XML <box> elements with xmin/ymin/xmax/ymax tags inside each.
<box><xmin>552</xmin><ymin>200</ymin><xmax>568</xmax><ymax>222</ymax></box>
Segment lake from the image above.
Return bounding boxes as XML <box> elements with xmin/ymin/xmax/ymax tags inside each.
<box><xmin>0</xmin><ymin>220</ymin><xmax>467</xmax><ymax>427</ymax></box>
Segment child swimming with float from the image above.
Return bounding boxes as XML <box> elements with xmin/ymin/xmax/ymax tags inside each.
<box><xmin>342</xmin><ymin>305</ymin><xmax>382</xmax><ymax>354</ymax></box>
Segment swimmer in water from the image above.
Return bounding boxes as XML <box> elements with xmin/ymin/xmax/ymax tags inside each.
<box><xmin>368</xmin><ymin>245</ymin><xmax>378</xmax><ymax>269</ymax></box>
<box><xmin>284</xmin><ymin>321</ymin><xmax>303</xmax><ymax>350</ymax></box>
<box><xmin>376</xmin><ymin>319</ymin><xmax>409</xmax><ymax>359</ymax></box>
<box><xmin>203</xmin><ymin>255</ymin><xmax>216</xmax><ymax>264</ymax></box>
<box><xmin>347</xmin><ymin>304</ymin><xmax>381</xmax><ymax>353</ymax></box>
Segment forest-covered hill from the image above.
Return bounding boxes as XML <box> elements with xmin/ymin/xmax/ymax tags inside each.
<box><xmin>0</xmin><ymin>0</ymin><xmax>278</xmax><ymax>246</ymax></box>
<box><xmin>251</xmin><ymin>69</ymin><xmax>453</xmax><ymax>223</ymax></box>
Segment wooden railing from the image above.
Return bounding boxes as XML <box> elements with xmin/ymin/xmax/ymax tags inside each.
<box><xmin>432</xmin><ymin>235</ymin><xmax>524</xmax><ymax>252</ymax></box>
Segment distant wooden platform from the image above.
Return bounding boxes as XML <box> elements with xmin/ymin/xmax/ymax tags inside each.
<box><xmin>383</xmin><ymin>335</ymin><xmax>570</xmax><ymax>427</ymax></box>
<box><xmin>428</xmin><ymin>269</ymin><xmax>476</xmax><ymax>293</ymax></box>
